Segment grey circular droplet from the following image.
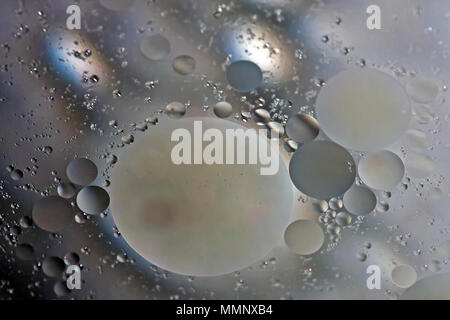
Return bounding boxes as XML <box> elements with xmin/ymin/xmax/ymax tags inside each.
<box><xmin>140</xmin><ymin>34</ymin><xmax>171</xmax><ymax>61</ymax></box>
<box><xmin>63</xmin><ymin>252</ymin><xmax>80</xmax><ymax>265</ymax></box>
<box><xmin>358</xmin><ymin>150</ymin><xmax>405</xmax><ymax>190</ymax></box>
<box><xmin>172</xmin><ymin>55</ymin><xmax>196</xmax><ymax>75</ymax></box>
<box><xmin>406</xmin><ymin>76</ymin><xmax>440</xmax><ymax>104</ymax></box>
<box><xmin>16</xmin><ymin>243</ymin><xmax>34</xmax><ymax>260</ymax></box>
<box><xmin>286</xmin><ymin>113</ymin><xmax>320</xmax><ymax>144</ymax></box>
<box><xmin>226</xmin><ymin>60</ymin><xmax>262</xmax><ymax>92</ymax></box>
<box><xmin>99</xmin><ymin>0</ymin><xmax>135</xmax><ymax>11</ymax></box>
<box><xmin>343</xmin><ymin>185</ymin><xmax>376</xmax><ymax>215</ymax></box>
<box><xmin>57</xmin><ymin>182</ymin><xmax>77</xmax><ymax>199</ymax></box>
<box><xmin>213</xmin><ymin>101</ymin><xmax>233</xmax><ymax>118</ymax></box>
<box><xmin>10</xmin><ymin>169</ymin><xmax>23</xmax><ymax>181</ymax></box>
<box><xmin>316</xmin><ymin>69</ymin><xmax>411</xmax><ymax>151</ymax></box>
<box><xmin>289</xmin><ymin>141</ymin><xmax>356</xmax><ymax>199</ymax></box>
<box><xmin>32</xmin><ymin>196</ymin><xmax>73</xmax><ymax>232</ymax></box>
<box><xmin>54</xmin><ymin>281</ymin><xmax>71</xmax><ymax>297</ymax></box>
<box><xmin>42</xmin><ymin>256</ymin><xmax>65</xmax><ymax>278</ymax></box>
<box><xmin>391</xmin><ymin>264</ymin><xmax>417</xmax><ymax>288</ymax></box>
<box><xmin>166</xmin><ymin>101</ymin><xmax>186</xmax><ymax>119</ymax></box>
<box><xmin>284</xmin><ymin>220</ymin><xmax>324</xmax><ymax>255</ymax></box>
<box><xmin>66</xmin><ymin>158</ymin><xmax>98</xmax><ymax>186</ymax></box>
<box><xmin>76</xmin><ymin>186</ymin><xmax>110</xmax><ymax>215</ymax></box>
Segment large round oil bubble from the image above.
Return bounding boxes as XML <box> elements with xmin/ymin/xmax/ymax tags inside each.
<box><xmin>358</xmin><ymin>151</ymin><xmax>404</xmax><ymax>190</ymax></box>
<box><xmin>343</xmin><ymin>185</ymin><xmax>376</xmax><ymax>215</ymax></box>
<box><xmin>285</xmin><ymin>113</ymin><xmax>319</xmax><ymax>144</ymax></box>
<box><xmin>214</xmin><ymin>101</ymin><xmax>233</xmax><ymax>118</ymax></box>
<box><xmin>316</xmin><ymin>69</ymin><xmax>411</xmax><ymax>151</ymax></box>
<box><xmin>166</xmin><ymin>102</ymin><xmax>186</xmax><ymax>119</ymax></box>
<box><xmin>54</xmin><ymin>281</ymin><xmax>71</xmax><ymax>297</ymax></box>
<box><xmin>289</xmin><ymin>141</ymin><xmax>356</xmax><ymax>200</ymax></box>
<box><xmin>42</xmin><ymin>257</ymin><xmax>65</xmax><ymax>278</ymax></box>
<box><xmin>391</xmin><ymin>264</ymin><xmax>417</xmax><ymax>288</ymax></box>
<box><xmin>226</xmin><ymin>60</ymin><xmax>262</xmax><ymax>92</ymax></box>
<box><xmin>109</xmin><ymin>117</ymin><xmax>292</xmax><ymax>276</ymax></box>
<box><xmin>32</xmin><ymin>196</ymin><xmax>73</xmax><ymax>232</ymax></box>
<box><xmin>66</xmin><ymin>158</ymin><xmax>98</xmax><ymax>186</ymax></box>
<box><xmin>406</xmin><ymin>152</ymin><xmax>434</xmax><ymax>178</ymax></box>
<box><xmin>140</xmin><ymin>34</ymin><xmax>171</xmax><ymax>61</ymax></box>
<box><xmin>284</xmin><ymin>220</ymin><xmax>324</xmax><ymax>255</ymax></box>
<box><xmin>172</xmin><ymin>55</ymin><xmax>196</xmax><ymax>75</ymax></box>
<box><xmin>16</xmin><ymin>243</ymin><xmax>34</xmax><ymax>260</ymax></box>
<box><xmin>406</xmin><ymin>76</ymin><xmax>440</xmax><ymax>104</ymax></box>
<box><xmin>76</xmin><ymin>186</ymin><xmax>110</xmax><ymax>215</ymax></box>
<box><xmin>401</xmin><ymin>273</ymin><xmax>450</xmax><ymax>299</ymax></box>
<box><xmin>99</xmin><ymin>0</ymin><xmax>135</xmax><ymax>11</ymax></box>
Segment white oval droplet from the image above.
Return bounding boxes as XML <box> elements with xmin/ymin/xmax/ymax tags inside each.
<box><xmin>406</xmin><ymin>76</ymin><xmax>440</xmax><ymax>104</ymax></box>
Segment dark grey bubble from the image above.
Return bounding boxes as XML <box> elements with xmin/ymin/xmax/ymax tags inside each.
<box><xmin>226</xmin><ymin>60</ymin><xmax>262</xmax><ymax>92</ymax></box>
<box><xmin>16</xmin><ymin>243</ymin><xmax>34</xmax><ymax>260</ymax></box>
<box><xmin>286</xmin><ymin>113</ymin><xmax>320</xmax><ymax>144</ymax></box>
<box><xmin>54</xmin><ymin>281</ymin><xmax>71</xmax><ymax>297</ymax></box>
<box><xmin>19</xmin><ymin>216</ymin><xmax>32</xmax><ymax>228</ymax></box>
<box><xmin>289</xmin><ymin>141</ymin><xmax>356</xmax><ymax>199</ymax></box>
<box><xmin>10</xmin><ymin>169</ymin><xmax>23</xmax><ymax>181</ymax></box>
<box><xmin>32</xmin><ymin>196</ymin><xmax>73</xmax><ymax>232</ymax></box>
<box><xmin>66</xmin><ymin>158</ymin><xmax>98</xmax><ymax>186</ymax></box>
<box><xmin>343</xmin><ymin>185</ymin><xmax>376</xmax><ymax>215</ymax></box>
<box><xmin>76</xmin><ymin>186</ymin><xmax>110</xmax><ymax>215</ymax></box>
<box><xmin>63</xmin><ymin>252</ymin><xmax>80</xmax><ymax>265</ymax></box>
<box><xmin>57</xmin><ymin>182</ymin><xmax>77</xmax><ymax>199</ymax></box>
<box><xmin>42</xmin><ymin>256</ymin><xmax>65</xmax><ymax>278</ymax></box>
<box><xmin>172</xmin><ymin>55</ymin><xmax>196</xmax><ymax>75</ymax></box>
<box><xmin>140</xmin><ymin>34</ymin><xmax>171</xmax><ymax>61</ymax></box>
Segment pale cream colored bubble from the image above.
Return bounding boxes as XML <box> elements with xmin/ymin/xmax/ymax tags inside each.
<box><xmin>213</xmin><ymin>101</ymin><xmax>233</xmax><ymax>118</ymax></box>
<box><xmin>316</xmin><ymin>69</ymin><xmax>411</xmax><ymax>151</ymax></box>
<box><xmin>401</xmin><ymin>273</ymin><xmax>450</xmax><ymax>299</ymax></box>
<box><xmin>406</xmin><ymin>76</ymin><xmax>440</xmax><ymax>104</ymax></box>
<box><xmin>391</xmin><ymin>264</ymin><xmax>417</xmax><ymax>289</ymax></box>
<box><xmin>284</xmin><ymin>220</ymin><xmax>324</xmax><ymax>255</ymax></box>
<box><xmin>343</xmin><ymin>185</ymin><xmax>376</xmax><ymax>215</ymax></box>
<box><xmin>406</xmin><ymin>152</ymin><xmax>434</xmax><ymax>178</ymax></box>
<box><xmin>358</xmin><ymin>150</ymin><xmax>404</xmax><ymax>190</ymax></box>
<box><xmin>110</xmin><ymin>117</ymin><xmax>292</xmax><ymax>276</ymax></box>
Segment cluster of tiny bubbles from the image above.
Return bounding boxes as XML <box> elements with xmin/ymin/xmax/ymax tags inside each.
<box><xmin>226</xmin><ymin>60</ymin><xmax>263</xmax><ymax>92</ymax></box>
<box><xmin>172</xmin><ymin>55</ymin><xmax>196</xmax><ymax>76</ymax></box>
<box><xmin>283</xmin><ymin>219</ymin><xmax>324</xmax><ymax>255</ymax></box>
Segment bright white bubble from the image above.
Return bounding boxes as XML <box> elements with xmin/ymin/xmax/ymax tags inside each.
<box><xmin>316</xmin><ymin>69</ymin><xmax>411</xmax><ymax>151</ymax></box>
<box><xmin>358</xmin><ymin>150</ymin><xmax>404</xmax><ymax>190</ymax></box>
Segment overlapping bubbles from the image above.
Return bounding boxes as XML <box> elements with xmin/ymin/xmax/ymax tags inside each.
<box><xmin>23</xmin><ymin>4</ymin><xmax>443</xmax><ymax>296</ymax></box>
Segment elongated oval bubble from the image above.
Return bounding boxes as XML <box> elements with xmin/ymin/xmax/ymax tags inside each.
<box><xmin>406</xmin><ymin>76</ymin><xmax>440</xmax><ymax>104</ymax></box>
<box><xmin>172</xmin><ymin>55</ymin><xmax>196</xmax><ymax>75</ymax></box>
<box><xmin>226</xmin><ymin>60</ymin><xmax>262</xmax><ymax>92</ymax></box>
<box><xmin>214</xmin><ymin>101</ymin><xmax>233</xmax><ymax>118</ymax></box>
<box><xmin>140</xmin><ymin>34</ymin><xmax>171</xmax><ymax>61</ymax></box>
<box><xmin>32</xmin><ymin>196</ymin><xmax>73</xmax><ymax>232</ymax></box>
<box><xmin>289</xmin><ymin>141</ymin><xmax>356</xmax><ymax>200</ymax></box>
<box><xmin>284</xmin><ymin>220</ymin><xmax>324</xmax><ymax>255</ymax></box>
<box><xmin>286</xmin><ymin>113</ymin><xmax>320</xmax><ymax>144</ymax></box>
<box><xmin>343</xmin><ymin>185</ymin><xmax>376</xmax><ymax>215</ymax></box>
<box><xmin>316</xmin><ymin>69</ymin><xmax>411</xmax><ymax>151</ymax></box>
<box><xmin>358</xmin><ymin>151</ymin><xmax>404</xmax><ymax>190</ymax></box>
<box><xmin>109</xmin><ymin>117</ymin><xmax>292</xmax><ymax>276</ymax></box>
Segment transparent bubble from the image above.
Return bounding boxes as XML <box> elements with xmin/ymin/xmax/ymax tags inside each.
<box><xmin>54</xmin><ymin>281</ymin><xmax>71</xmax><ymax>297</ymax></box>
<box><xmin>335</xmin><ymin>211</ymin><xmax>352</xmax><ymax>226</ymax></box>
<box><xmin>16</xmin><ymin>243</ymin><xmax>34</xmax><ymax>260</ymax></box>
<box><xmin>140</xmin><ymin>34</ymin><xmax>171</xmax><ymax>61</ymax></box>
<box><xmin>285</xmin><ymin>113</ymin><xmax>319</xmax><ymax>144</ymax></box>
<box><xmin>213</xmin><ymin>101</ymin><xmax>233</xmax><ymax>118</ymax></box>
<box><xmin>284</xmin><ymin>220</ymin><xmax>324</xmax><ymax>255</ymax></box>
<box><xmin>57</xmin><ymin>182</ymin><xmax>77</xmax><ymax>199</ymax></box>
<box><xmin>76</xmin><ymin>186</ymin><xmax>110</xmax><ymax>215</ymax></box>
<box><xmin>406</xmin><ymin>152</ymin><xmax>434</xmax><ymax>178</ymax></box>
<box><xmin>172</xmin><ymin>55</ymin><xmax>196</xmax><ymax>75</ymax></box>
<box><xmin>32</xmin><ymin>196</ymin><xmax>73</xmax><ymax>232</ymax></box>
<box><xmin>343</xmin><ymin>185</ymin><xmax>376</xmax><ymax>215</ymax></box>
<box><xmin>401</xmin><ymin>273</ymin><xmax>450</xmax><ymax>299</ymax></box>
<box><xmin>358</xmin><ymin>150</ymin><xmax>405</xmax><ymax>190</ymax></box>
<box><xmin>109</xmin><ymin>117</ymin><xmax>292</xmax><ymax>276</ymax></box>
<box><xmin>63</xmin><ymin>252</ymin><xmax>80</xmax><ymax>265</ymax></box>
<box><xmin>391</xmin><ymin>264</ymin><xmax>417</xmax><ymax>288</ymax></box>
<box><xmin>226</xmin><ymin>60</ymin><xmax>263</xmax><ymax>92</ymax></box>
<box><xmin>42</xmin><ymin>256</ymin><xmax>65</xmax><ymax>278</ymax></box>
<box><xmin>66</xmin><ymin>158</ymin><xmax>98</xmax><ymax>186</ymax></box>
<box><xmin>316</xmin><ymin>69</ymin><xmax>411</xmax><ymax>151</ymax></box>
<box><xmin>289</xmin><ymin>141</ymin><xmax>356</xmax><ymax>199</ymax></box>
<box><xmin>405</xmin><ymin>129</ymin><xmax>426</xmax><ymax>151</ymax></box>
<box><xmin>406</xmin><ymin>76</ymin><xmax>440</xmax><ymax>104</ymax></box>
<box><xmin>166</xmin><ymin>102</ymin><xmax>186</xmax><ymax>119</ymax></box>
